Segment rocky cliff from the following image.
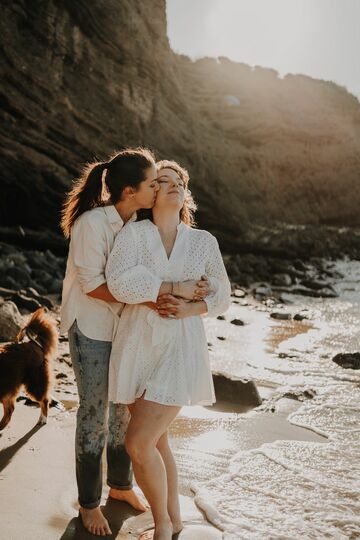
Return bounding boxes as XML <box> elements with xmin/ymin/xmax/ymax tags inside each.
<box><xmin>1</xmin><ymin>0</ymin><xmax>360</xmax><ymax>249</ymax></box>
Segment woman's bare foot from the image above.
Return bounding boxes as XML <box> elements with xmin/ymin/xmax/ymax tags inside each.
<box><xmin>79</xmin><ymin>506</ymin><xmax>111</xmax><ymax>536</ymax></box>
<box><xmin>108</xmin><ymin>487</ymin><xmax>148</xmax><ymax>512</ymax></box>
<box><xmin>172</xmin><ymin>520</ymin><xmax>183</xmax><ymax>535</ymax></box>
<box><xmin>139</xmin><ymin>531</ymin><xmax>154</xmax><ymax>540</ymax></box>
<box><xmin>154</xmin><ymin>519</ymin><xmax>173</xmax><ymax>540</ymax></box>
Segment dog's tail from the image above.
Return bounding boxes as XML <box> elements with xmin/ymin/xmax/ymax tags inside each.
<box><xmin>16</xmin><ymin>308</ymin><xmax>58</xmax><ymax>357</ymax></box>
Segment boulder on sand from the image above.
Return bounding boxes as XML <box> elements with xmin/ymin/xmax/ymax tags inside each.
<box><xmin>212</xmin><ymin>371</ymin><xmax>262</xmax><ymax>408</ymax></box>
<box><xmin>332</xmin><ymin>352</ymin><xmax>360</xmax><ymax>370</ymax></box>
<box><xmin>0</xmin><ymin>301</ymin><xmax>23</xmax><ymax>341</ymax></box>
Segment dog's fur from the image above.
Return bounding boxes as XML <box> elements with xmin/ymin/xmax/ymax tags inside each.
<box><xmin>0</xmin><ymin>308</ymin><xmax>58</xmax><ymax>430</ymax></box>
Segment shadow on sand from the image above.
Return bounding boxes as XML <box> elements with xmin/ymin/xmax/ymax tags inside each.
<box><xmin>59</xmin><ymin>498</ymin><xmax>141</xmax><ymax>540</ymax></box>
<box><xmin>0</xmin><ymin>423</ymin><xmax>42</xmax><ymax>473</ymax></box>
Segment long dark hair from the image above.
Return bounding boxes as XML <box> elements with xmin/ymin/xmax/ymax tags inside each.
<box><xmin>61</xmin><ymin>147</ymin><xmax>155</xmax><ymax>238</ymax></box>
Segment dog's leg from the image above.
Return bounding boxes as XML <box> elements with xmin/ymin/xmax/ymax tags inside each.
<box><xmin>37</xmin><ymin>398</ymin><xmax>49</xmax><ymax>425</ymax></box>
<box><xmin>0</xmin><ymin>397</ymin><xmax>15</xmax><ymax>430</ymax></box>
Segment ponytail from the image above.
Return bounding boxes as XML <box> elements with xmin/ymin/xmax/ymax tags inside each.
<box><xmin>60</xmin><ymin>147</ymin><xmax>156</xmax><ymax>238</ymax></box>
<box><xmin>60</xmin><ymin>161</ymin><xmax>107</xmax><ymax>238</ymax></box>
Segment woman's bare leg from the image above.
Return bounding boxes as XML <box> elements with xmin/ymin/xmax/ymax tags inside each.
<box><xmin>125</xmin><ymin>396</ymin><xmax>181</xmax><ymax>540</ymax></box>
<box><xmin>156</xmin><ymin>432</ymin><xmax>183</xmax><ymax>534</ymax></box>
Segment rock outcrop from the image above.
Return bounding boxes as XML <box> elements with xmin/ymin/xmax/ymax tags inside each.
<box><xmin>1</xmin><ymin>0</ymin><xmax>360</xmax><ymax>246</ymax></box>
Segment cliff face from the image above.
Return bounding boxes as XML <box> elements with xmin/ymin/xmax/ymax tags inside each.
<box><xmin>177</xmin><ymin>57</ymin><xmax>360</xmax><ymax>234</ymax></box>
<box><xmin>1</xmin><ymin>0</ymin><xmax>360</xmax><ymax>247</ymax></box>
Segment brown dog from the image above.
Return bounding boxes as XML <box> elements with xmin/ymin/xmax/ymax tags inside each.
<box><xmin>0</xmin><ymin>307</ymin><xmax>58</xmax><ymax>430</ymax></box>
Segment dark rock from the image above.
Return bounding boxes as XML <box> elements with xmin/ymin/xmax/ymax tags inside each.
<box><xmin>0</xmin><ymin>286</ymin><xmax>17</xmax><ymax>297</ymax></box>
<box><xmin>254</xmin><ymin>285</ymin><xmax>272</xmax><ymax>297</ymax></box>
<box><xmin>21</xmin><ymin>288</ymin><xmax>54</xmax><ymax>309</ymax></box>
<box><xmin>282</xmin><ymin>389</ymin><xmax>316</xmax><ymax>401</ymax></box>
<box><xmin>270</xmin><ymin>312</ymin><xmax>292</xmax><ymax>320</ymax></box>
<box><xmin>217</xmin><ymin>336</ymin><xmax>226</xmax><ymax>341</ymax></box>
<box><xmin>5</xmin><ymin>266</ymin><xmax>31</xmax><ymax>287</ymax></box>
<box><xmin>301</xmin><ymin>279</ymin><xmax>330</xmax><ymax>291</ymax></box>
<box><xmin>230</xmin><ymin>318</ymin><xmax>245</xmax><ymax>326</ymax></box>
<box><xmin>293</xmin><ymin>312</ymin><xmax>310</xmax><ymax>321</ymax></box>
<box><xmin>233</xmin><ymin>288</ymin><xmax>246</xmax><ymax>298</ymax></box>
<box><xmin>29</xmin><ymin>280</ymin><xmax>48</xmax><ymax>295</ymax></box>
<box><xmin>0</xmin><ymin>301</ymin><xmax>23</xmax><ymax>341</ymax></box>
<box><xmin>317</xmin><ymin>287</ymin><xmax>338</xmax><ymax>298</ymax></box>
<box><xmin>31</xmin><ymin>269</ymin><xmax>53</xmax><ymax>284</ymax></box>
<box><xmin>59</xmin><ymin>355</ymin><xmax>72</xmax><ymax>367</ymax></box>
<box><xmin>293</xmin><ymin>259</ymin><xmax>310</xmax><ymax>272</ymax></box>
<box><xmin>217</xmin><ymin>315</ymin><xmax>226</xmax><ymax>321</ymax></box>
<box><xmin>0</xmin><ymin>275</ymin><xmax>20</xmax><ymax>290</ymax></box>
<box><xmin>8</xmin><ymin>293</ymin><xmax>42</xmax><ymax>312</ymax></box>
<box><xmin>56</xmin><ymin>372</ymin><xmax>68</xmax><ymax>379</ymax></box>
<box><xmin>272</xmin><ymin>273</ymin><xmax>292</xmax><ymax>286</ymax></box>
<box><xmin>0</xmin><ymin>243</ymin><xmax>20</xmax><ymax>256</ymax></box>
<box><xmin>332</xmin><ymin>353</ymin><xmax>360</xmax><ymax>370</ymax></box>
<box><xmin>47</xmin><ymin>279</ymin><xmax>63</xmax><ymax>294</ymax></box>
<box><xmin>212</xmin><ymin>371</ymin><xmax>262</xmax><ymax>407</ymax></box>
<box><xmin>7</xmin><ymin>252</ymin><xmax>27</xmax><ymax>265</ymax></box>
<box><xmin>292</xmin><ymin>286</ymin><xmax>338</xmax><ymax>298</ymax></box>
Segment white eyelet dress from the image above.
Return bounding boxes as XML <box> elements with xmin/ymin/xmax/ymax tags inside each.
<box><xmin>105</xmin><ymin>220</ymin><xmax>231</xmax><ymax>407</ymax></box>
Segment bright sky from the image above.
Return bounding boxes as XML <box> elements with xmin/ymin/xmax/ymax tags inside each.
<box><xmin>166</xmin><ymin>0</ymin><xmax>360</xmax><ymax>98</ymax></box>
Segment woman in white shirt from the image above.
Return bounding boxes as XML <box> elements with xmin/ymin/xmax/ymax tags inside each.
<box><xmin>60</xmin><ymin>149</ymin><xmax>210</xmax><ymax>537</ymax></box>
<box><xmin>106</xmin><ymin>160</ymin><xmax>231</xmax><ymax>540</ymax></box>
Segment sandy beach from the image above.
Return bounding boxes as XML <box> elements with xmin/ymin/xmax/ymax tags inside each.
<box><xmin>0</xmin><ymin>297</ymin><xmax>326</xmax><ymax>540</ymax></box>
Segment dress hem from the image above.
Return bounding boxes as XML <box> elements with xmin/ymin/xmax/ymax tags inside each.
<box><xmin>109</xmin><ymin>395</ymin><xmax>216</xmax><ymax>407</ymax></box>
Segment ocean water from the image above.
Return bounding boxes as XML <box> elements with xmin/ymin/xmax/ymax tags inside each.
<box><xmin>193</xmin><ymin>260</ymin><xmax>360</xmax><ymax>539</ymax></box>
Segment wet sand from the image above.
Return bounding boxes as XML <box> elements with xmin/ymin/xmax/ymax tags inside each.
<box><xmin>0</xmin><ymin>392</ymin><xmax>324</xmax><ymax>540</ymax></box>
<box><xmin>0</xmin><ymin>301</ymin><xmax>326</xmax><ymax>539</ymax></box>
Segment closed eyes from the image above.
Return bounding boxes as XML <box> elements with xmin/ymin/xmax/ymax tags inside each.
<box><xmin>158</xmin><ymin>179</ymin><xmax>185</xmax><ymax>188</ymax></box>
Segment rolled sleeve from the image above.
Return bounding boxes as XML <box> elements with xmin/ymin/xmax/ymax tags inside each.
<box><xmin>72</xmin><ymin>214</ymin><xmax>108</xmax><ymax>294</ymax></box>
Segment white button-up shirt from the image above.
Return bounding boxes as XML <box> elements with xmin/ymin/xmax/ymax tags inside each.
<box><xmin>60</xmin><ymin>205</ymin><xmax>136</xmax><ymax>341</ymax></box>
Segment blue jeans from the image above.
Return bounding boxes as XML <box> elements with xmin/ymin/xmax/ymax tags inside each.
<box><xmin>68</xmin><ymin>321</ymin><xmax>132</xmax><ymax>509</ymax></box>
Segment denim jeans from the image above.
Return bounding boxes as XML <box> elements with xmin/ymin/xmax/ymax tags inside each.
<box><xmin>68</xmin><ymin>321</ymin><xmax>132</xmax><ymax>509</ymax></box>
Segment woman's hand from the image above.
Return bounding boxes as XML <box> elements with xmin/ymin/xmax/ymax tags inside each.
<box><xmin>156</xmin><ymin>295</ymin><xmax>208</xmax><ymax>319</ymax></box>
<box><xmin>176</xmin><ymin>275</ymin><xmax>209</xmax><ymax>301</ymax></box>
<box><xmin>156</xmin><ymin>294</ymin><xmax>181</xmax><ymax>318</ymax></box>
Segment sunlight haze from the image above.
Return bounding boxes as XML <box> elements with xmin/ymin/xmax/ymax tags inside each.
<box><xmin>166</xmin><ymin>0</ymin><xmax>360</xmax><ymax>97</ymax></box>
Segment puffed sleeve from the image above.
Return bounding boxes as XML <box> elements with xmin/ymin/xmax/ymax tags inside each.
<box><xmin>203</xmin><ymin>235</ymin><xmax>231</xmax><ymax>317</ymax></box>
<box><xmin>72</xmin><ymin>214</ymin><xmax>107</xmax><ymax>294</ymax></box>
<box><xmin>105</xmin><ymin>224</ymin><xmax>162</xmax><ymax>303</ymax></box>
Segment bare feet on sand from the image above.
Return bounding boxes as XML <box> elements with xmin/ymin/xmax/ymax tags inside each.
<box><xmin>108</xmin><ymin>487</ymin><xmax>148</xmax><ymax>512</ymax></box>
<box><xmin>139</xmin><ymin>519</ymin><xmax>181</xmax><ymax>540</ymax></box>
<box><xmin>172</xmin><ymin>520</ymin><xmax>183</xmax><ymax>535</ymax></box>
<box><xmin>154</xmin><ymin>520</ymin><xmax>174</xmax><ymax>540</ymax></box>
<box><xmin>79</xmin><ymin>506</ymin><xmax>112</xmax><ymax>536</ymax></box>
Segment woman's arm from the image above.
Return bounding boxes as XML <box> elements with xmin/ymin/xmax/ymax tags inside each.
<box><xmin>105</xmin><ymin>225</ymin><xmax>210</xmax><ymax>304</ymax></box>
<box><xmin>202</xmin><ymin>235</ymin><xmax>231</xmax><ymax>317</ymax></box>
<box><xmin>157</xmin><ymin>296</ymin><xmax>208</xmax><ymax>318</ymax></box>
<box><xmin>87</xmin><ymin>283</ymin><xmax>118</xmax><ymax>302</ymax></box>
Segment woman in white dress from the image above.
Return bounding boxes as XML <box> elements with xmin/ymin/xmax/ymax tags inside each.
<box><xmin>105</xmin><ymin>160</ymin><xmax>231</xmax><ymax>540</ymax></box>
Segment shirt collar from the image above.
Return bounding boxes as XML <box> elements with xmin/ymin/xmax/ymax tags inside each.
<box><xmin>103</xmin><ymin>205</ymin><xmax>137</xmax><ymax>225</ymax></box>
